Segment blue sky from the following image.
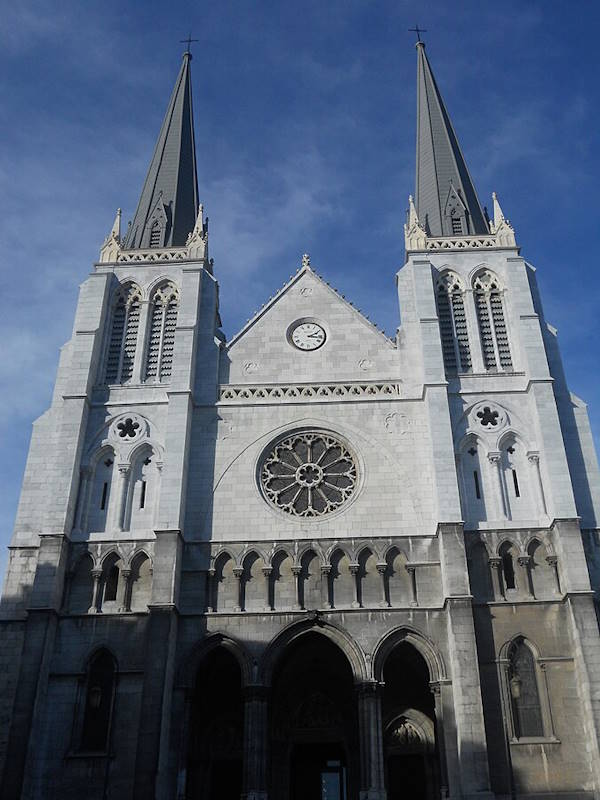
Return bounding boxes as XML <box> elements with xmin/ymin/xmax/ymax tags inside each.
<box><xmin>1</xmin><ymin>0</ymin><xmax>599</xmax><ymax>581</ymax></box>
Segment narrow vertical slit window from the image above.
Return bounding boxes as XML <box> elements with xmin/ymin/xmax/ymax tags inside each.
<box><xmin>103</xmin><ymin>283</ymin><xmax>142</xmax><ymax>385</ymax></box>
<box><xmin>100</xmin><ymin>482</ymin><xmax>108</xmax><ymax>510</ymax></box>
<box><xmin>144</xmin><ymin>282</ymin><xmax>179</xmax><ymax>383</ymax></box>
<box><xmin>512</xmin><ymin>469</ymin><xmax>520</xmax><ymax>498</ymax></box>
<box><xmin>140</xmin><ymin>480</ymin><xmax>147</xmax><ymax>509</ymax></box>
<box><xmin>473</xmin><ymin>470</ymin><xmax>481</xmax><ymax>500</ymax></box>
<box><xmin>436</xmin><ymin>272</ymin><xmax>471</xmax><ymax>374</ymax></box>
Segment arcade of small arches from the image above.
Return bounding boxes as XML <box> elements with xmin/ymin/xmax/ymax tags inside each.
<box><xmin>65</xmin><ymin>546</ymin><xmax>153</xmax><ymax>614</ymax></box>
<box><xmin>71</xmin><ymin>624</ymin><xmax>552</xmax><ymax>799</ymax></box>
<box><xmin>467</xmin><ymin>534</ymin><xmax>562</xmax><ymax>603</ymax></box>
<box><xmin>205</xmin><ymin>542</ymin><xmax>430</xmax><ymax>613</ymax></box>
<box><xmin>435</xmin><ymin>267</ymin><xmax>512</xmax><ymax>375</ymax></box>
<box><xmin>102</xmin><ymin>278</ymin><xmax>180</xmax><ymax>386</ymax></box>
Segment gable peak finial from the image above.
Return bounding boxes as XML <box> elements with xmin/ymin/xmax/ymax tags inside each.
<box><xmin>302</xmin><ymin>253</ymin><xmax>311</xmax><ymax>270</ymax></box>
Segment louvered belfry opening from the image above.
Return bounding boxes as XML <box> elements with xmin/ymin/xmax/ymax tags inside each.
<box><xmin>145</xmin><ymin>282</ymin><xmax>179</xmax><ymax>383</ymax></box>
<box><xmin>436</xmin><ymin>273</ymin><xmax>471</xmax><ymax>374</ymax></box>
<box><xmin>105</xmin><ymin>283</ymin><xmax>141</xmax><ymax>384</ymax></box>
<box><xmin>473</xmin><ymin>271</ymin><xmax>512</xmax><ymax>371</ymax></box>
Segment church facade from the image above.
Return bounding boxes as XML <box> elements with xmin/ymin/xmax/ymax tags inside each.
<box><xmin>2</xmin><ymin>42</ymin><xmax>600</xmax><ymax>800</ymax></box>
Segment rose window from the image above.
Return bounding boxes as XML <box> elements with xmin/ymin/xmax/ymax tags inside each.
<box><xmin>260</xmin><ymin>431</ymin><xmax>358</xmax><ymax>517</ymax></box>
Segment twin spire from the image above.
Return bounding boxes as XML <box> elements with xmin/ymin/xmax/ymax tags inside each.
<box><xmin>415</xmin><ymin>41</ymin><xmax>488</xmax><ymax>237</ymax></box>
<box><xmin>123</xmin><ymin>51</ymin><xmax>199</xmax><ymax>250</ymax></box>
<box><xmin>118</xmin><ymin>40</ymin><xmax>500</xmax><ymax>254</ymax></box>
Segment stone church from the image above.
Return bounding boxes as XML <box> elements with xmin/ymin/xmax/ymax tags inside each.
<box><xmin>1</xmin><ymin>40</ymin><xmax>600</xmax><ymax>800</ymax></box>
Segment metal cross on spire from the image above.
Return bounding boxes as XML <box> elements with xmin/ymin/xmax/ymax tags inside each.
<box><xmin>180</xmin><ymin>34</ymin><xmax>199</xmax><ymax>54</ymax></box>
<box><xmin>408</xmin><ymin>25</ymin><xmax>427</xmax><ymax>43</ymax></box>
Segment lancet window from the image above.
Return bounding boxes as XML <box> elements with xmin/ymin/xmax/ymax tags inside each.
<box><xmin>507</xmin><ymin>638</ymin><xmax>544</xmax><ymax>739</ymax></box>
<box><xmin>104</xmin><ymin>282</ymin><xmax>141</xmax><ymax>384</ymax></box>
<box><xmin>473</xmin><ymin>270</ymin><xmax>512</xmax><ymax>371</ymax></box>
<box><xmin>79</xmin><ymin>649</ymin><xmax>116</xmax><ymax>752</ymax></box>
<box><xmin>435</xmin><ymin>272</ymin><xmax>471</xmax><ymax>373</ymax></box>
<box><xmin>144</xmin><ymin>282</ymin><xmax>179</xmax><ymax>383</ymax></box>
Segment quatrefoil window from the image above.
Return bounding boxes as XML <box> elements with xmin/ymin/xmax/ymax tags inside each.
<box><xmin>117</xmin><ymin>418</ymin><xmax>140</xmax><ymax>438</ymax></box>
<box><xmin>260</xmin><ymin>431</ymin><xmax>358</xmax><ymax>517</ymax></box>
<box><xmin>477</xmin><ymin>407</ymin><xmax>499</xmax><ymax>428</ymax></box>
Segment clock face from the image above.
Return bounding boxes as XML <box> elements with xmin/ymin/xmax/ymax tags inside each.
<box><xmin>290</xmin><ymin>322</ymin><xmax>326</xmax><ymax>351</ymax></box>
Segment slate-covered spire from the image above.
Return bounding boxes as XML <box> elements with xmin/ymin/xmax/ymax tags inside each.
<box><xmin>415</xmin><ymin>41</ymin><xmax>488</xmax><ymax>237</ymax></box>
<box><xmin>123</xmin><ymin>51</ymin><xmax>199</xmax><ymax>249</ymax></box>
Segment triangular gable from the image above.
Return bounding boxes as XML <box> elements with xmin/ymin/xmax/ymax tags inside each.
<box><xmin>222</xmin><ymin>265</ymin><xmax>398</xmax><ymax>386</ymax></box>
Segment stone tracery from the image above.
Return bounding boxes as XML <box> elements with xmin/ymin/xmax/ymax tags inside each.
<box><xmin>260</xmin><ymin>431</ymin><xmax>358</xmax><ymax>517</ymax></box>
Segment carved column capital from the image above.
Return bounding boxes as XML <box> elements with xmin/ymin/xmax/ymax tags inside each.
<box><xmin>489</xmin><ymin>557</ymin><xmax>502</xmax><ymax>570</ymax></box>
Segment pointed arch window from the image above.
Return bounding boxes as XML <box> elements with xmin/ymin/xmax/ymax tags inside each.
<box><xmin>79</xmin><ymin>649</ymin><xmax>116</xmax><ymax>752</ymax></box>
<box><xmin>507</xmin><ymin>639</ymin><xmax>544</xmax><ymax>739</ymax></box>
<box><xmin>104</xmin><ymin>283</ymin><xmax>141</xmax><ymax>384</ymax></box>
<box><xmin>473</xmin><ymin>270</ymin><xmax>512</xmax><ymax>371</ymax></box>
<box><xmin>436</xmin><ymin>272</ymin><xmax>471</xmax><ymax>373</ymax></box>
<box><xmin>144</xmin><ymin>282</ymin><xmax>179</xmax><ymax>383</ymax></box>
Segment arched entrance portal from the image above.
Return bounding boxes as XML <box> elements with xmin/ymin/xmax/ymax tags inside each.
<box><xmin>270</xmin><ymin>632</ymin><xmax>359</xmax><ymax>800</ymax></box>
<box><xmin>185</xmin><ymin>647</ymin><xmax>244</xmax><ymax>799</ymax></box>
<box><xmin>382</xmin><ymin>643</ymin><xmax>439</xmax><ymax>799</ymax></box>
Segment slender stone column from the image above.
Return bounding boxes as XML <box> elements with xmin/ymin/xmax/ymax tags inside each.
<box><xmin>518</xmin><ymin>555</ymin><xmax>534</xmax><ymax>598</ymax></box>
<box><xmin>88</xmin><ymin>568</ymin><xmax>103</xmax><ymax>614</ymax></box>
<box><xmin>132</xmin><ymin>299</ymin><xmax>151</xmax><ymax>383</ymax></box>
<box><xmin>350</xmin><ymin>563</ymin><xmax>361</xmax><ymax>608</ymax></box>
<box><xmin>527</xmin><ymin>451</ymin><xmax>548</xmax><ymax>515</ymax></box>
<box><xmin>357</xmin><ymin>681</ymin><xmax>386</xmax><ymax>800</ymax></box>
<box><xmin>430</xmin><ymin>683</ymin><xmax>449</xmax><ymax>799</ymax></box>
<box><xmin>262</xmin><ymin>567</ymin><xmax>273</xmax><ymax>611</ymax></box>
<box><xmin>546</xmin><ymin>555</ymin><xmax>561</xmax><ymax>594</ymax></box>
<box><xmin>321</xmin><ymin>564</ymin><xmax>332</xmax><ymax>608</ymax></box>
<box><xmin>109</xmin><ymin>464</ymin><xmax>130</xmax><ymax>532</ymax></box>
<box><xmin>118</xmin><ymin>568</ymin><xmax>132</xmax><ymax>612</ymax></box>
<box><xmin>233</xmin><ymin>567</ymin><xmax>244</xmax><ymax>612</ymax></box>
<box><xmin>406</xmin><ymin>565</ymin><xmax>418</xmax><ymax>606</ymax></box>
<box><xmin>489</xmin><ymin>557</ymin><xmax>505</xmax><ymax>600</ymax></box>
<box><xmin>242</xmin><ymin>685</ymin><xmax>269</xmax><ymax>800</ymax></box>
<box><xmin>206</xmin><ymin>567</ymin><xmax>215</xmax><ymax>612</ymax></box>
<box><xmin>488</xmin><ymin>452</ymin><xmax>508</xmax><ymax>519</ymax></box>
<box><xmin>376</xmin><ymin>562</ymin><xmax>388</xmax><ymax>607</ymax></box>
<box><xmin>292</xmin><ymin>566</ymin><xmax>302</xmax><ymax>610</ymax></box>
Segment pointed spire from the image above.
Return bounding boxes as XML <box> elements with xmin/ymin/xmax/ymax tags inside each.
<box><xmin>99</xmin><ymin>208</ymin><xmax>122</xmax><ymax>262</ymax></box>
<box><xmin>123</xmin><ymin>52</ymin><xmax>199</xmax><ymax>249</ymax></box>
<box><xmin>415</xmin><ymin>42</ymin><xmax>488</xmax><ymax>237</ymax></box>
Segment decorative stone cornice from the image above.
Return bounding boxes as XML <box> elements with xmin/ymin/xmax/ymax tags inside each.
<box><xmin>219</xmin><ymin>381</ymin><xmax>401</xmax><ymax>404</ymax></box>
